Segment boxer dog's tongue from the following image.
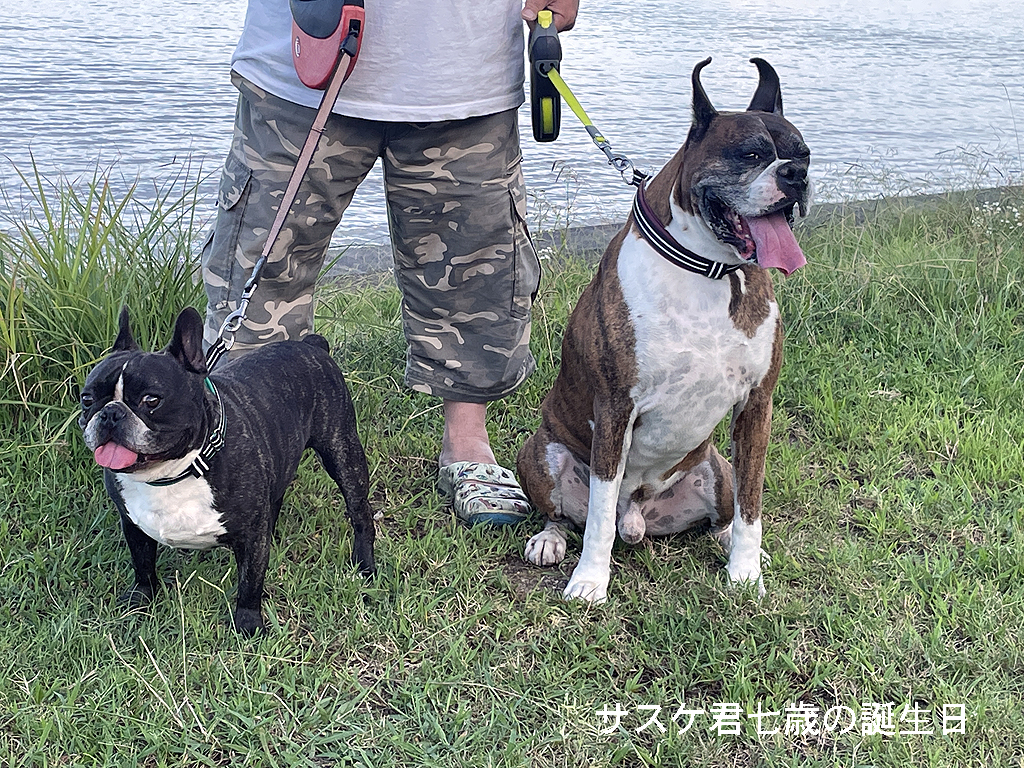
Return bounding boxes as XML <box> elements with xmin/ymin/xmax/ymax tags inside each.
<box><xmin>745</xmin><ymin>212</ymin><xmax>806</xmax><ymax>275</ymax></box>
<box><xmin>94</xmin><ymin>442</ymin><xmax>138</xmax><ymax>470</ymax></box>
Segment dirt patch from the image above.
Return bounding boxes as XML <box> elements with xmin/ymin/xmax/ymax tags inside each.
<box><xmin>500</xmin><ymin>552</ymin><xmax>575</xmax><ymax>601</ymax></box>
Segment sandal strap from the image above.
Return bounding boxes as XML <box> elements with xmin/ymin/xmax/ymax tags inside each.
<box><xmin>437</xmin><ymin>460</ymin><xmax>532</xmax><ymax>524</ymax></box>
<box><xmin>454</xmin><ymin>481</ymin><xmax>530</xmax><ymax>505</ymax></box>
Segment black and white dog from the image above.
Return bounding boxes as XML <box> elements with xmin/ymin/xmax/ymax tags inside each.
<box><xmin>79</xmin><ymin>307</ymin><xmax>376</xmax><ymax>634</ymax></box>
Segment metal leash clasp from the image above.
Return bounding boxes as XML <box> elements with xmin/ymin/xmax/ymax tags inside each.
<box><xmin>216</xmin><ymin>308</ymin><xmax>243</xmax><ymax>353</ymax></box>
<box><xmin>583</xmin><ymin>108</ymin><xmax>647</xmax><ymax>188</ymax></box>
<box><xmin>609</xmin><ymin>154</ymin><xmax>644</xmax><ymax>186</ymax></box>
<box><xmin>216</xmin><ymin>277</ymin><xmax>258</xmax><ymax>353</ymax></box>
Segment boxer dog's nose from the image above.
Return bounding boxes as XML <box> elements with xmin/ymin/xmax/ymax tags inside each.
<box><xmin>778</xmin><ymin>160</ymin><xmax>808</xmax><ymax>198</ymax></box>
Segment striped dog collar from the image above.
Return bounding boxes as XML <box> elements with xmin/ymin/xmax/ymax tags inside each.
<box><xmin>632</xmin><ymin>180</ymin><xmax>743</xmax><ymax>280</ymax></box>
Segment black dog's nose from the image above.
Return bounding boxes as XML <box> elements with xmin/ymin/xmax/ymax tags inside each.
<box><xmin>97</xmin><ymin>402</ymin><xmax>128</xmax><ymax>427</ymax></box>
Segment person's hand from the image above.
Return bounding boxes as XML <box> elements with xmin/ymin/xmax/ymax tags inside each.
<box><xmin>522</xmin><ymin>0</ymin><xmax>579</xmax><ymax>32</ymax></box>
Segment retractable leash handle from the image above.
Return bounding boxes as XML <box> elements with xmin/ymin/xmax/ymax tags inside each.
<box><xmin>291</xmin><ymin>0</ymin><xmax>365</xmax><ymax>89</ymax></box>
<box><xmin>529</xmin><ymin>10</ymin><xmax>562</xmax><ymax>142</ymax></box>
<box><xmin>208</xmin><ymin>0</ymin><xmax>365</xmax><ymax>369</ymax></box>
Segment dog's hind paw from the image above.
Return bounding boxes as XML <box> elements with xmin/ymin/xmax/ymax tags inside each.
<box><xmin>232</xmin><ymin>608</ymin><xmax>266</xmax><ymax>637</ymax></box>
<box><xmin>617</xmin><ymin>501</ymin><xmax>646</xmax><ymax>545</ymax></box>
<box><xmin>524</xmin><ymin>525</ymin><xmax>568</xmax><ymax>566</ymax></box>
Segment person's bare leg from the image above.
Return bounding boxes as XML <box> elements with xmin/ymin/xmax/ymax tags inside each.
<box><xmin>439</xmin><ymin>400</ymin><xmax>496</xmax><ymax>467</ymax></box>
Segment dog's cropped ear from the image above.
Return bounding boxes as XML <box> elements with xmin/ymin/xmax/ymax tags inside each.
<box><xmin>165</xmin><ymin>307</ymin><xmax>209</xmax><ymax>377</ymax></box>
<box><xmin>688</xmin><ymin>57</ymin><xmax>717</xmax><ymax>142</ymax></box>
<box><xmin>747</xmin><ymin>58</ymin><xmax>783</xmax><ymax>116</ymax></box>
<box><xmin>112</xmin><ymin>306</ymin><xmax>141</xmax><ymax>352</ymax></box>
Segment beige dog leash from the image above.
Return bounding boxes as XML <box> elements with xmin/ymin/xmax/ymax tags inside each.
<box><xmin>206</xmin><ymin>3</ymin><xmax>364</xmax><ymax>370</ymax></box>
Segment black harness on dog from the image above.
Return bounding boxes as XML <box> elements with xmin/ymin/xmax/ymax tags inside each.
<box><xmin>145</xmin><ymin>378</ymin><xmax>226</xmax><ymax>487</ymax></box>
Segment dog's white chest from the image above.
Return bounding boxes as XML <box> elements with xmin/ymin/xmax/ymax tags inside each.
<box><xmin>618</xmin><ymin>237</ymin><xmax>778</xmax><ymax>469</ymax></box>
<box><xmin>115</xmin><ymin>473</ymin><xmax>225</xmax><ymax>550</ymax></box>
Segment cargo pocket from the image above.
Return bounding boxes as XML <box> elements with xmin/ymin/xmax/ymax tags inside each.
<box><xmin>508</xmin><ymin>163</ymin><xmax>541</xmax><ymax>321</ymax></box>
<box><xmin>201</xmin><ymin>151</ymin><xmax>254</xmax><ymax>315</ymax></box>
<box><xmin>216</xmin><ymin>150</ymin><xmax>253</xmax><ymax>244</ymax></box>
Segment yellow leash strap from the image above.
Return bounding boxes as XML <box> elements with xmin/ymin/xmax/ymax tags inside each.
<box><xmin>535</xmin><ymin>26</ymin><xmax>646</xmax><ymax>186</ymax></box>
<box><xmin>545</xmin><ymin>68</ymin><xmax>598</xmax><ymax>135</ymax></box>
<box><xmin>548</xmin><ymin>67</ymin><xmax>646</xmax><ymax>185</ymax></box>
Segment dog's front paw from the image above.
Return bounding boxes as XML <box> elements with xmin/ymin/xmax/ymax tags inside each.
<box><xmin>525</xmin><ymin>527</ymin><xmax>567</xmax><ymax>566</ymax></box>
<box><xmin>711</xmin><ymin>521</ymin><xmax>732</xmax><ymax>551</ymax></box>
<box><xmin>726</xmin><ymin>562</ymin><xmax>766</xmax><ymax>598</ymax></box>
<box><xmin>353</xmin><ymin>543</ymin><xmax>376</xmax><ymax>579</ymax></box>
<box><xmin>232</xmin><ymin>608</ymin><xmax>266</xmax><ymax>637</ymax></box>
<box><xmin>563</xmin><ymin>567</ymin><xmax>609</xmax><ymax>604</ymax></box>
<box><xmin>118</xmin><ymin>582</ymin><xmax>156</xmax><ymax>609</ymax></box>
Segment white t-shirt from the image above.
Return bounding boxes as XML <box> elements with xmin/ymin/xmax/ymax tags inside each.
<box><xmin>231</xmin><ymin>0</ymin><xmax>526</xmax><ymax>122</ymax></box>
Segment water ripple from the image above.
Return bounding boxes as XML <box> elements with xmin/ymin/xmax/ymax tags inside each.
<box><xmin>1</xmin><ymin>0</ymin><xmax>1021</xmax><ymax>245</ymax></box>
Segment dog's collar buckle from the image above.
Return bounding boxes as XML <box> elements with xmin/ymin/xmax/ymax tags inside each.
<box><xmin>632</xmin><ymin>181</ymin><xmax>743</xmax><ymax>280</ymax></box>
<box><xmin>146</xmin><ymin>377</ymin><xmax>226</xmax><ymax>487</ymax></box>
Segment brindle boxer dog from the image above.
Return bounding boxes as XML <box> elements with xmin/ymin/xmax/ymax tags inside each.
<box><xmin>517</xmin><ymin>58</ymin><xmax>811</xmax><ymax>603</ymax></box>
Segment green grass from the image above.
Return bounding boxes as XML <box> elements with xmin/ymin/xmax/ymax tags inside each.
<box><xmin>0</xmin><ymin>164</ymin><xmax>205</xmax><ymax>433</ymax></box>
<box><xmin>1</xmin><ymin>173</ymin><xmax>1023</xmax><ymax>766</ymax></box>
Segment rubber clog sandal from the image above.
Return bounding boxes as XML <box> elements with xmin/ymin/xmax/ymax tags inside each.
<box><xmin>437</xmin><ymin>461</ymin><xmax>532</xmax><ymax>526</ymax></box>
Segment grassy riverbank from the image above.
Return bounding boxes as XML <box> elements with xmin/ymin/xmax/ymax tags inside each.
<box><xmin>2</xmin><ymin>174</ymin><xmax>1023</xmax><ymax>766</ymax></box>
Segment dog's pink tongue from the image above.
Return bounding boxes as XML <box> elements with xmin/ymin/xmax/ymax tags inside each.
<box><xmin>747</xmin><ymin>212</ymin><xmax>806</xmax><ymax>276</ymax></box>
<box><xmin>94</xmin><ymin>442</ymin><xmax>138</xmax><ymax>470</ymax></box>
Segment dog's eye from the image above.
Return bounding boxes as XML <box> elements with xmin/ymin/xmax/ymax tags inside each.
<box><xmin>80</xmin><ymin>393</ymin><xmax>94</xmax><ymax>409</ymax></box>
<box><xmin>141</xmin><ymin>394</ymin><xmax>161</xmax><ymax>410</ymax></box>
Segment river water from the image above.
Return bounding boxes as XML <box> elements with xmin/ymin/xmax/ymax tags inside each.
<box><xmin>2</xmin><ymin>0</ymin><xmax>1021</xmax><ymax>245</ymax></box>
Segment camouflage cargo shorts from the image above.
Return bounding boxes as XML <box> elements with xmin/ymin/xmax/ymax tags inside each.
<box><xmin>202</xmin><ymin>74</ymin><xmax>541</xmax><ymax>403</ymax></box>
